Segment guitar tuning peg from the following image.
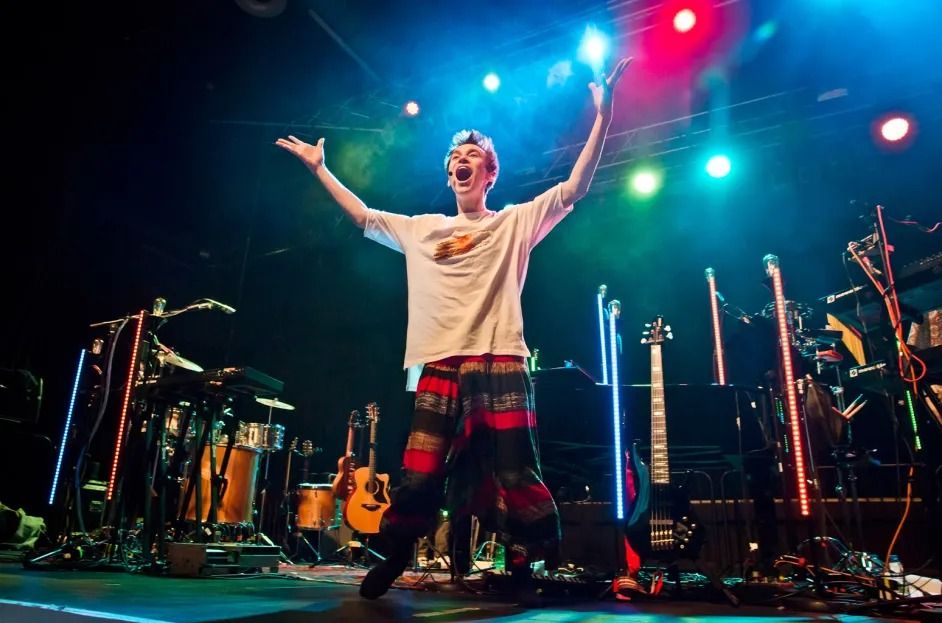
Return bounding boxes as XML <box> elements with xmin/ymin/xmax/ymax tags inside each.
<box><xmin>640</xmin><ymin>338</ymin><xmax>647</xmax><ymax>344</ymax></box>
<box><xmin>664</xmin><ymin>325</ymin><xmax>672</xmax><ymax>332</ymax></box>
<box><xmin>667</xmin><ymin>332</ymin><xmax>674</xmax><ymax>340</ymax></box>
<box><xmin>645</xmin><ymin>323</ymin><xmax>652</xmax><ymax>328</ymax></box>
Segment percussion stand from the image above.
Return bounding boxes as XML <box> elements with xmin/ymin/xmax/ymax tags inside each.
<box><xmin>332</xmin><ymin>524</ymin><xmax>385</xmax><ymax>567</ymax></box>
<box><xmin>254</xmin><ymin>401</ymin><xmax>292</xmax><ymax>563</ymax></box>
<box><xmin>177</xmin><ymin>400</ymin><xmax>231</xmax><ymax>542</ymax></box>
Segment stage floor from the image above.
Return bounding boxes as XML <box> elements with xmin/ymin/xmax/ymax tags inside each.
<box><xmin>0</xmin><ymin>562</ymin><xmax>929</xmax><ymax>623</ymax></box>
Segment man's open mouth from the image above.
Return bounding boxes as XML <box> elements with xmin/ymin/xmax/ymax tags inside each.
<box><xmin>455</xmin><ymin>166</ymin><xmax>472</xmax><ymax>182</ymax></box>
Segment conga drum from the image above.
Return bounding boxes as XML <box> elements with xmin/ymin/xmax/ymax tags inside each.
<box><xmin>182</xmin><ymin>444</ymin><xmax>261</xmax><ymax>524</ymax></box>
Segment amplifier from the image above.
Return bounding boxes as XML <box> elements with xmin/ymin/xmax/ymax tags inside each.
<box><xmin>165</xmin><ymin>542</ymin><xmax>280</xmax><ymax>577</ymax></box>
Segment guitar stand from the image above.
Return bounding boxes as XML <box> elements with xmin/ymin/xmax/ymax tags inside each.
<box><xmin>409</xmin><ymin>516</ymin><xmax>482</xmax><ymax>593</ymax></box>
<box><xmin>334</xmin><ymin>534</ymin><xmax>385</xmax><ymax>568</ymax></box>
<box><xmin>293</xmin><ymin>531</ymin><xmax>321</xmax><ymax>566</ymax></box>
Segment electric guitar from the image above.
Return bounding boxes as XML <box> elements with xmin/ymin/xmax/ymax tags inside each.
<box><xmin>283</xmin><ymin>437</ymin><xmax>299</xmax><ymax>496</ymax></box>
<box><xmin>344</xmin><ymin>402</ymin><xmax>390</xmax><ymax>534</ymax></box>
<box><xmin>624</xmin><ymin>316</ymin><xmax>704</xmax><ymax>561</ymax></box>
<box><xmin>301</xmin><ymin>439</ymin><xmax>315</xmax><ymax>483</ymax></box>
<box><xmin>331</xmin><ymin>410</ymin><xmax>361</xmax><ymax>500</ymax></box>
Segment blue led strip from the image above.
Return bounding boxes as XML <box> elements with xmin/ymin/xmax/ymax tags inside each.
<box><xmin>609</xmin><ymin>308</ymin><xmax>624</xmax><ymax>519</ymax></box>
<box><xmin>597</xmin><ymin>290</ymin><xmax>609</xmax><ymax>384</ymax></box>
<box><xmin>49</xmin><ymin>349</ymin><xmax>86</xmax><ymax>505</ymax></box>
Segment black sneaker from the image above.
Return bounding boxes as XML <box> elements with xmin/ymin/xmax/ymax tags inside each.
<box><xmin>359</xmin><ymin>555</ymin><xmax>410</xmax><ymax>600</ymax></box>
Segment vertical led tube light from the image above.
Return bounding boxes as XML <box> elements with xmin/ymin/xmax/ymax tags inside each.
<box><xmin>608</xmin><ymin>299</ymin><xmax>624</xmax><ymax>519</ymax></box>
<box><xmin>764</xmin><ymin>255</ymin><xmax>810</xmax><ymax>517</ymax></box>
<box><xmin>49</xmin><ymin>349</ymin><xmax>86</xmax><ymax>505</ymax></box>
<box><xmin>704</xmin><ymin>268</ymin><xmax>726</xmax><ymax>385</ymax></box>
<box><xmin>904</xmin><ymin>389</ymin><xmax>922</xmax><ymax>452</ymax></box>
<box><xmin>106</xmin><ymin>311</ymin><xmax>145</xmax><ymax>501</ymax></box>
<box><xmin>597</xmin><ymin>285</ymin><xmax>609</xmax><ymax>384</ymax></box>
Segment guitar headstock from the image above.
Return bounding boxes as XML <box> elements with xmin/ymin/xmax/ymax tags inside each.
<box><xmin>288</xmin><ymin>437</ymin><xmax>299</xmax><ymax>453</ymax></box>
<box><xmin>302</xmin><ymin>439</ymin><xmax>314</xmax><ymax>458</ymax></box>
<box><xmin>365</xmin><ymin>401</ymin><xmax>380</xmax><ymax>424</ymax></box>
<box><xmin>641</xmin><ymin>315</ymin><xmax>673</xmax><ymax>346</ymax></box>
<box><xmin>348</xmin><ymin>409</ymin><xmax>362</xmax><ymax>427</ymax></box>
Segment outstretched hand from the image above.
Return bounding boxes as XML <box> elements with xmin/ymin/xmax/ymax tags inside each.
<box><xmin>275</xmin><ymin>135</ymin><xmax>325</xmax><ymax>173</ymax></box>
<box><xmin>589</xmin><ymin>57</ymin><xmax>632</xmax><ymax>119</ymax></box>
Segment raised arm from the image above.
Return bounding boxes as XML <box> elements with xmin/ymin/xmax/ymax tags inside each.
<box><xmin>560</xmin><ymin>57</ymin><xmax>632</xmax><ymax>206</ymax></box>
<box><xmin>275</xmin><ymin>136</ymin><xmax>369</xmax><ymax>229</ymax></box>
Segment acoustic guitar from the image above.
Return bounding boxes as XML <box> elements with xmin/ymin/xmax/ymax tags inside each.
<box><xmin>344</xmin><ymin>402</ymin><xmax>390</xmax><ymax>534</ymax></box>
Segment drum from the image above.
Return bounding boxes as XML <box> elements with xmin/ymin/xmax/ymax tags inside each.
<box><xmin>237</xmin><ymin>422</ymin><xmax>285</xmax><ymax>451</ymax></box>
<box><xmin>181</xmin><ymin>444</ymin><xmax>261</xmax><ymax>524</ymax></box>
<box><xmin>164</xmin><ymin>403</ymin><xmax>193</xmax><ymax>438</ymax></box>
<box><xmin>166</xmin><ymin>410</ymin><xmax>230</xmax><ymax>445</ymax></box>
<box><xmin>296</xmin><ymin>484</ymin><xmax>336</xmax><ymax>530</ymax></box>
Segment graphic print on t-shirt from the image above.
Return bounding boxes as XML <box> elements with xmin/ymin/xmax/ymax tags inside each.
<box><xmin>433</xmin><ymin>231</ymin><xmax>492</xmax><ymax>261</ymax></box>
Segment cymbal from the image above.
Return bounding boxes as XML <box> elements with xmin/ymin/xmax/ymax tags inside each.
<box><xmin>256</xmin><ymin>396</ymin><xmax>295</xmax><ymax>411</ymax></box>
<box><xmin>157</xmin><ymin>347</ymin><xmax>203</xmax><ymax>372</ymax></box>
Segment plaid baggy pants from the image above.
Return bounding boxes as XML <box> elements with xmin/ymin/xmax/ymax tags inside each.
<box><xmin>380</xmin><ymin>355</ymin><xmax>560</xmax><ymax>563</ymax></box>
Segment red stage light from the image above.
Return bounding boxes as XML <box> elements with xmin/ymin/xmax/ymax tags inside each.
<box><xmin>674</xmin><ymin>8</ymin><xmax>697</xmax><ymax>33</ymax></box>
<box><xmin>872</xmin><ymin>113</ymin><xmax>916</xmax><ymax>150</ymax></box>
<box><xmin>880</xmin><ymin>116</ymin><xmax>910</xmax><ymax>142</ymax></box>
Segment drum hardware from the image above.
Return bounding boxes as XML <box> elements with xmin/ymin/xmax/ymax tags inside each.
<box><xmin>255</xmin><ymin>396</ymin><xmax>296</xmax><ymax>411</ymax></box>
<box><xmin>253</xmin><ymin>395</ymin><xmax>301</xmax><ymax>559</ymax></box>
<box><xmin>280</xmin><ymin>439</ymin><xmax>324</xmax><ymax>563</ymax></box>
<box><xmin>153</xmin><ymin>334</ymin><xmax>204</xmax><ymax>373</ymax></box>
<box><xmin>174</xmin><ymin>400</ymin><xmax>241</xmax><ymax>539</ymax></box>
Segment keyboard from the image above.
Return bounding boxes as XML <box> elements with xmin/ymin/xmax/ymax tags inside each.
<box><xmin>821</xmin><ymin>251</ymin><xmax>942</xmax><ymax>326</ymax></box>
<box><xmin>142</xmin><ymin>366</ymin><xmax>284</xmax><ymax>399</ymax></box>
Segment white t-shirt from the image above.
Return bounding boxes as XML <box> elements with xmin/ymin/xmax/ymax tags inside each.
<box><xmin>364</xmin><ymin>183</ymin><xmax>573</xmax><ymax>372</ymax></box>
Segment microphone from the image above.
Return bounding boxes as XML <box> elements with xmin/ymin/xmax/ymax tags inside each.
<box><xmin>190</xmin><ymin>299</ymin><xmax>237</xmax><ymax>314</ymax></box>
<box><xmin>717</xmin><ymin>292</ymin><xmax>752</xmax><ymax>324</ymax></box>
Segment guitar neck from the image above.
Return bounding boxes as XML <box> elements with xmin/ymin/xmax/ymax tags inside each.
<box><xmin>345</xmin><ymin>426</ymin><xmax>356</xmax><ymax>457</ymax></box>
<box><xmin>368</xmin><ymin>418</ymin><xmax>378</xmax><ymax>483</ymax></box>
<box><xmin>650</xmin><ymin>344</ymin><xmax>670</xmax><ymax>484</ymax></box>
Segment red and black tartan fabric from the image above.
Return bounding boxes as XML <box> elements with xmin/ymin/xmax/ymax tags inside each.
<box><xmin>380</xmin><ymin>355</ymin><xmax>560</xmax><ymax>563</ymax></box>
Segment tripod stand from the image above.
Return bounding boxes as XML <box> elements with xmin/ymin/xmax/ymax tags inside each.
<box><xmin>409</xmin><ymin>513</ymin><xmax>489</xmax><ymax>592</ymax></box>
<box><xmin>332</xmin><ymin>526</ymin><xmax>386</xmax><ymax>567</ymax></box>
<box><xmin>248</xmin><ymin>397</ymin><xmax>298</xmax><ymax>565</ymax></box>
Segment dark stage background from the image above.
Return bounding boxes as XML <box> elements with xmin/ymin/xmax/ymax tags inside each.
<box><xmin>2</xmin><ymin>1</ymin><xmax>940</xmax><ymax>529</ymax></box>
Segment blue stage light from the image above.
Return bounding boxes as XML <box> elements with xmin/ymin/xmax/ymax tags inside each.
<box><xmin>483</xmin><ymin>72</ymin><xmax>501</xmax><ymax>92</ymax></box>
<box><xmin>578</xmin><ymin>26</ymin><xmax>609</xmax><ymax>70</ymax></box>
<box><xmin>706</xmin><ymin>154</ymin><xmax>731</xmax><ymax>178</ymax></box>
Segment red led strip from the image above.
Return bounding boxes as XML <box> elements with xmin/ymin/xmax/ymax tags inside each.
<box><xmin>705</xmin><ymin>268</ymin><xmax>726</xmax><ymax>385</ymax></box>
<box><xmin>106</xmin><ymin>311</ymin><xmax>145</xmax><ymax>501</ymax></box>
<box><xmin>766</xmin><ymin>257</ymin><xmax>810</xmax><ymax>517</ymax></box>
